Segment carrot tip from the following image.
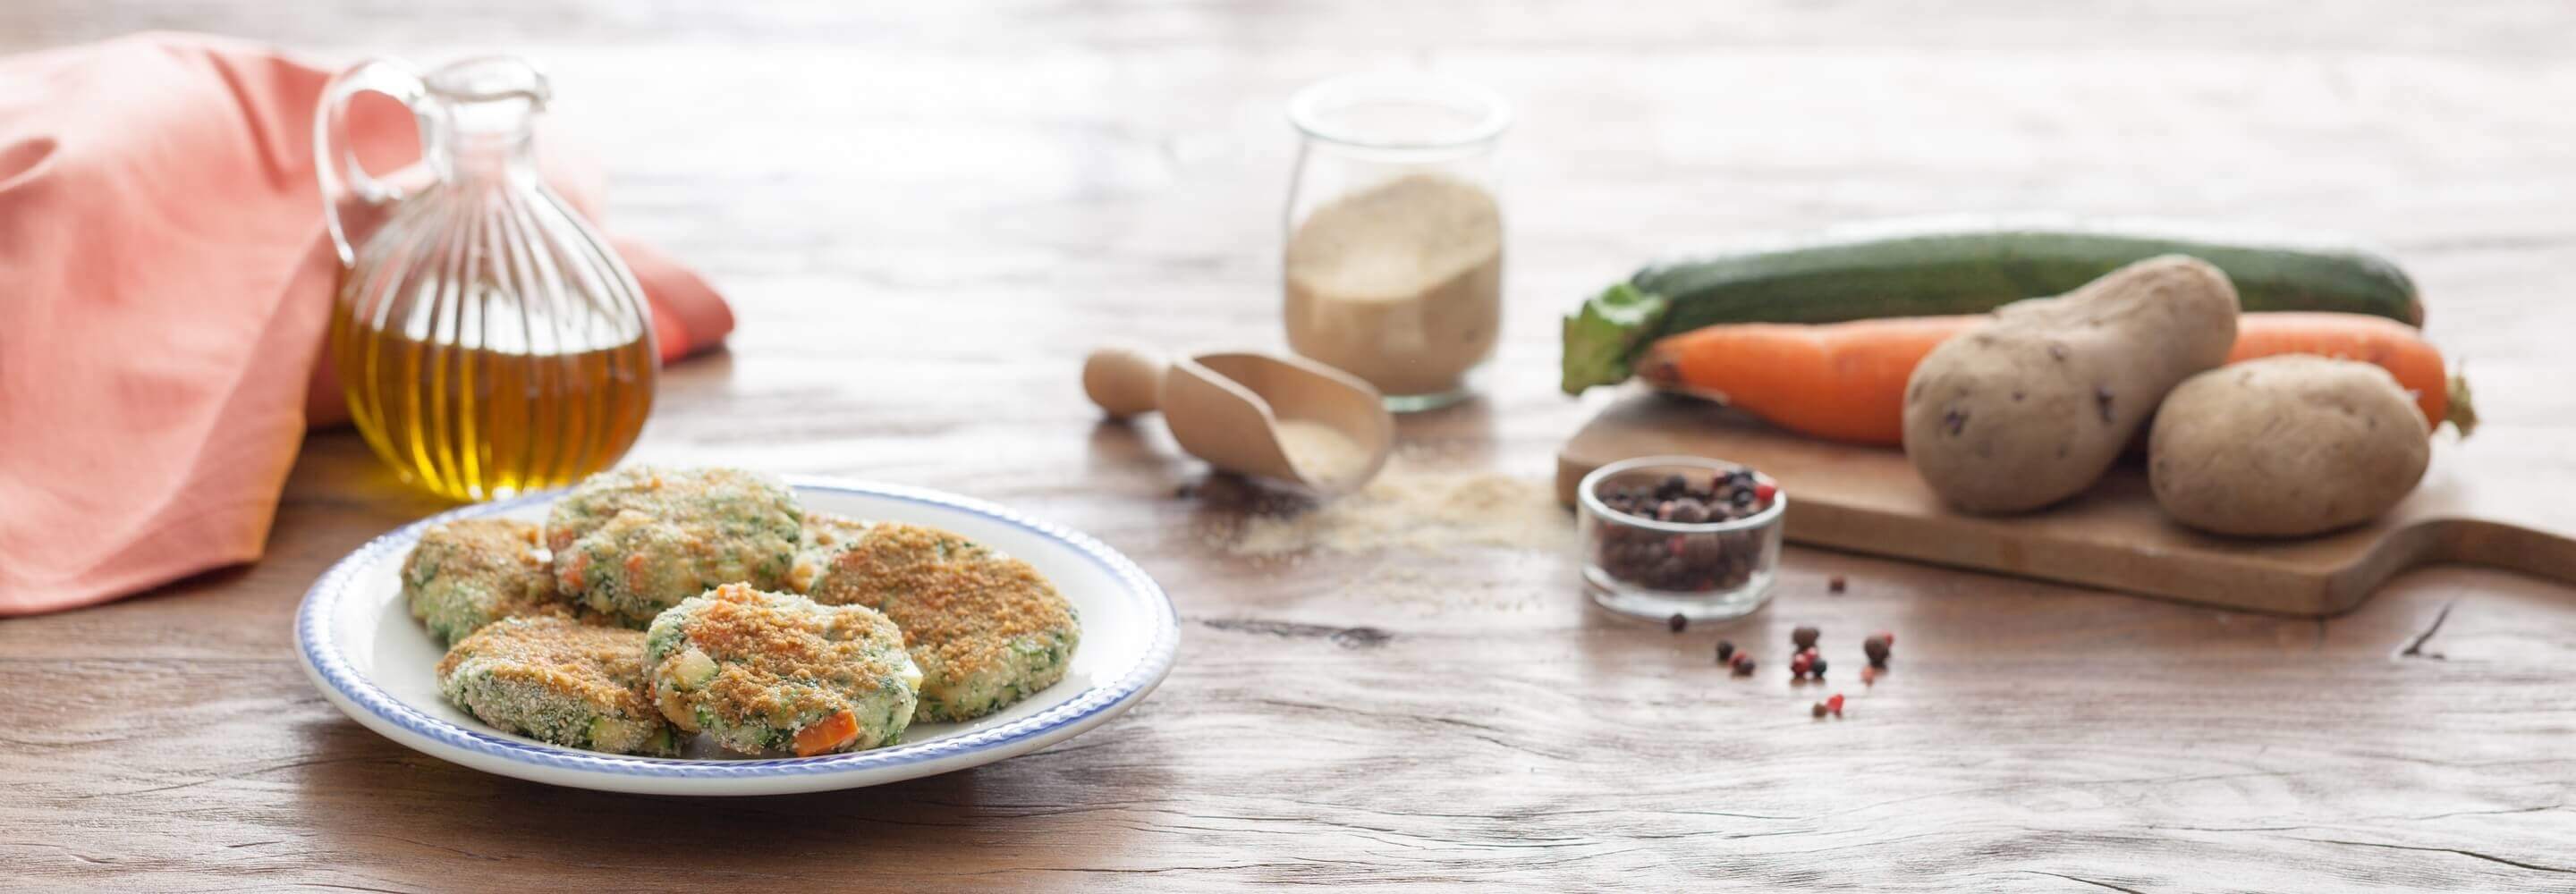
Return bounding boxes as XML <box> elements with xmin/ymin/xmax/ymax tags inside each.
<box><xmin>2445</xmin><ymin>372</ymin><xmax>2478</xmax><ymax>439</ymax></box>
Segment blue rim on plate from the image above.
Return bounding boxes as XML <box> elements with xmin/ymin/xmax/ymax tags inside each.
<box><xmin>294</xmin><ymin>477</ymin><xmax>1181</xmax><ymax>780</ymax></box>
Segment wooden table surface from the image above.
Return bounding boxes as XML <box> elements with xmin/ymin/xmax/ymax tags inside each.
<box><xmin>7</xmin><ymin>2</ymin><xmax>2576</xmax><ymax>890</ymax></box>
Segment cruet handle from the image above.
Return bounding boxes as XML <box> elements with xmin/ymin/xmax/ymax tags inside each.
<box><xmin>314</xmin><ymin>59</ymin><xmax>436</xmax><ymax>266</ymax></box>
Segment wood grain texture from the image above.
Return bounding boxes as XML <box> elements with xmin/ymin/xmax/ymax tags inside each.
<box><xmin>5</xmin><ymin>1</ymin><xmax>2576</xmax><ymax>890</ymax></box>
<box><xmin>1556</xmin><ymin>395</ymin><xmax>2576</xmax><ymax>617</ymax></box>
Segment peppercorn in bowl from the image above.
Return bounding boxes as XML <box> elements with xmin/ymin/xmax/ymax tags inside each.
<box><xmin>294</xmin><ymin>473</ymin><xmax>1179</xmax><ymax>796</ymax></box>
<box><xmin>1576</xmin><ymin>455</ymin><xmax>1785</xmax><ymax>622</ymax></box>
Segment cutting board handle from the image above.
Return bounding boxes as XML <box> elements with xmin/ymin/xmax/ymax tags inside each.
<box><xmin>2436</xmin><ymin>519</ymin><xmax>2576</xmax><ymax>585</ymax></box>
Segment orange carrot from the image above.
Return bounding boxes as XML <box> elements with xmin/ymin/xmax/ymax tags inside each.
<box><xmin>1636</xmin><ymin>317</ymin><xmax>1964</xmax><ymax>446</ymax></box>
<box><xmin>556</xmin><ymin>550</ymin><xmax>590</xmax><ymax>591</ymax></box>
<box><xmin>1636</xmin><ymin>312</ymin><xmax>2471</xmax><ymax>446</ymax></box>
<box><xmin>792</xmin><ymin>710</ymin><xmax>860</xmax><ymax>757</ymax></box>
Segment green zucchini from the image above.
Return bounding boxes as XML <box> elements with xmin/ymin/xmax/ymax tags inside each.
<box><xmin>1561</xmin><ymin>224</ymin><xmax>2422</xmax><ymax>393</ymax></box>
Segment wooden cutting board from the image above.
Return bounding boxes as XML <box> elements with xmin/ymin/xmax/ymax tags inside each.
<box><xmin>1557</xmin><ymin>394</ymin><xmax>2576</xmax><ymax>617</ymax></box>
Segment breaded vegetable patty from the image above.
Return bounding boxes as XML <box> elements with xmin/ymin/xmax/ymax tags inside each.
<box><xmin>402</xmin><ymin>518</ymin><xmax>566</xmax><ymax>645</ymax></box>
<box><xmin>786</xmin><ymin>511</ymin><xmax>875</xmax><ymax>595</ymax></box>
<box><xmin>644</xmin><ymin>584</ymin><xmax>920</xmax><ymax>756</ymax></box>
<box><xmin>806</xmin><ymin>522</ymin><xmax>1080</xmax><ymax>722</ymax></box>
<box><xmin>436</xmin><ymin>617</ymin><xmax>682</xmax><ymax>756</ymax></box>
<box><xmin>547</xmin><ymin>467</ymin><xmax>804</xmax><ymax>627</ymax></box>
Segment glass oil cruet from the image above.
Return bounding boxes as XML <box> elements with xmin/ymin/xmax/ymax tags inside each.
<box><xmin>317</xmin><ymin>56</ymin><xmax>657</xmax><ymax>502</ymax></box>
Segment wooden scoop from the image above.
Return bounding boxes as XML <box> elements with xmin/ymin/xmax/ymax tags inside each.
<box><xmin>1083</xmin><ymin>346</ymin><xmax>1394</xmax><ymax>493</ymax></box>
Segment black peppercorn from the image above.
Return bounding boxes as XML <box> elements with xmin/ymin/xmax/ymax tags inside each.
<box><xmin>1655</xmin><ymin>555</ymin><xmax>1689</xmax><ymax>580</ymax></box>
<box><xmin>1665</xmin><ymin>499</ymin><xmax>1710</xmax><ymax>524</ymax></box>
<box><xmin>1809</xmin><ymin>657</ymin><xmax>1827</xmax><ymax>679</ymax></box>
<box><xmin>1827</xmin><ymin>575</ymin><xmax>1847</xmax><ymax>594</ymax></box>
<box><xmin>1667</xmin><ymin>612</ymin><xmax>1687</xmax><ymax>633</ymax></box>
<box><xmin>1679</xmin><ymin>536</ymin><xmax>1724</xmax><ymax>565</ymax></box>
<box><xmin>1716</xmin><ymin>640</ymin><xmax>1735</xmax><ymax>662</ymax></box>
<box><xmin>1791</xmin><ymin>626</ymin><xmax>1820</xmax><ymax>650</ymax></box>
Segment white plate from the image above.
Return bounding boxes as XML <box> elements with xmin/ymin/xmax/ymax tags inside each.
<box><xmin>295</xmin><ymin>477</ymin><xmax>1179</xmax><ymax>796</ymax></box>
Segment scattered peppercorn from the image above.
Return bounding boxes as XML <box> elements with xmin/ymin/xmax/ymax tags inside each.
<box><xmin>1826</xmin><ymin>693</ymin><xmax>1845</xmax><ymax>717</ymax></box>
<box><xmin>1715</xmin><ymin>640</ymin><xmax>1735</xmax><ymax>662</ymax></box>
<box><xmin>1862</xmin><ymin>634</ymin><xmax>1892</xmax><ymax>669</ymax></box>
<box><xmin>1791</xmin><ymin>626</ymin><xmax>1820</xmax><ymax>650</ymax></box>
<box><xmin>1827</xmin><ymin>576</ymin><xmax>1847</xmax><ymax>594</ymax></box>
<box><xmin>1809</xmin><ymin>657</ymin><xmax>1828</xmax><ymax>679</ymax></box>
<box><xmin>1730</xmin><ymin>654</ymin><xmax>1756</xmax><ymax>677</ymax></box>
<box><xmin>1811</xmin><ymin>702</ymin><xmax>1828</xmax><ymax>719</ymax></box>
<box><xmin>1668</xmin><ymin>612</ymin><xmax>1688</xmax><ymax>633</ymax></box>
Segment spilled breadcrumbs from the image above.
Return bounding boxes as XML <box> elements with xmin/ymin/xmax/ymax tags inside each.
<box><xmin>1198</xmin><ymin>454</ymin><xmax>1573</xmax><ymax>557</ymax></box>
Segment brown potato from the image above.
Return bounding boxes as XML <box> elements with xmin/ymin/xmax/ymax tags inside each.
<box><xmin>1902</xmin><ymin>255</ymin><xmax>2240</xmax><ymax>512</ymax></box>
<box><xmin>2149</xmin><ymin>356</ymin><xmax>2429</xmax><ymax>537</ymax></box>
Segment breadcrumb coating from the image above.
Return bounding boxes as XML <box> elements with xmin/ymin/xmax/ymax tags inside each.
<box><xmin>644</xmin><ymin>584</ymin><xmax>919</xmax><ymax>755</ymax></box>
<box><xmin>436</xmin><ymin>617</ymin><xmax>680</xmax><ymax>756</ymax></box>
<box><xmin>547</xmin><ymin>466</ymin><xmax>803</xmax><ymax>626</ymax></box>
<box><xmin>402</xmin><ymin>518</ymin><xmax>568</xmax><ymax>645</ymax></box>
<box><xmin>807</xmin><ymin>523</ymin><xmax>1080</xmax><ymax>721</ymax></box>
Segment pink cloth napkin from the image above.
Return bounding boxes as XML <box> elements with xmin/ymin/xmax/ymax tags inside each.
<box><xmin>0</xmin><ymin>33</ymin><xmax>733</xmax><ymax>616</ymax></box>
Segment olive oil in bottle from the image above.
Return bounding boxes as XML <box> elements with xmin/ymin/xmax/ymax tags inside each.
<box><xmin>317</xmin><ymin>55</ymin><xmax>660</xmax><ymax>501</ymax></box>
<box><xmin>334</xmin><ymin>307</ymin><xmax>655</xmax><ymax>502</ymax></box>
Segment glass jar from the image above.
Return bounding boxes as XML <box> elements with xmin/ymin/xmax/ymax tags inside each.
<box><xmin>1577</xmin><ymin>456</ymin><xmax>1786</xmax><ymax>622</ymax></box>
<box><xmin>316</xmin><ymin>56</ymin><xmax>657</xmax><ymax>502</ymax></box>
<box><xmin>1283</xmin><ymin>73</ymin><xmax>1510</xmax><ymax>412</ymax></box>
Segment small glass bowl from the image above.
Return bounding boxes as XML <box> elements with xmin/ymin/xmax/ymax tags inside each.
<box><xmin>1576</xmin><ymin>455</ymin><xmax>1786</xmax><ymax>622</ymax></box>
